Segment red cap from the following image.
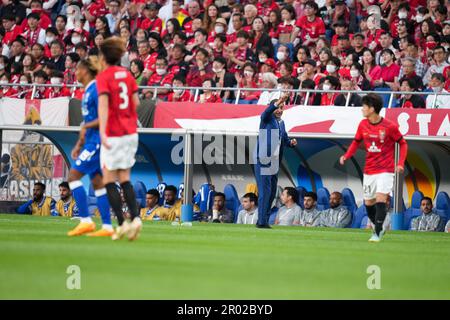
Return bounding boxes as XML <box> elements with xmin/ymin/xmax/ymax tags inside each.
<box><xmin>263</xmin><ymin>58</ymin><xmax>276</xmax><ymax>69</ymax></box>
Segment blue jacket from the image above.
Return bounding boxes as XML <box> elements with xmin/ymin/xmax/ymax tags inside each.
<box><xmin>254</xmin><ymin>102</ymin><xmax>293</xmax><ymax>172</ymax></box>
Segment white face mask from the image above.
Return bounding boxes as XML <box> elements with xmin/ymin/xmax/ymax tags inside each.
<box><xmin>20</xmin><ymin>81</ymin><xmax>27</xmax><ymax>85</ymax></box>
<box><xmin>82</xmin><ymin>0</ymin><xmax>91</xmax><ymax>5</ymax></box>
<box><xmin>431</xmin><ymin>86</ymin><xmax>442</xmax><ymax>93</ymax></box>
<box><xmin>0</xmin><ymin>64</ymin><xmax>4</xmax><ymax>70</ymax></box>
<box><xmin>214</xmin><ymin>25</ymin><xmax>224</xmax><ymax>34</ymax></box>
<box><xmin>71</xmin><ymin>36</ymin><xmax>81</xmax><ymax>45</ymax></box>
<box><xmin>46</xmin><ymin>36</ymin><xmax>55</xmax><ymax>44</ymax></box>
<box><xmin>259</xmin><ymin>57</ymin><xmax>267</xmax><ymax>63</ymax></box>
<box><xmin>398</xmin><ymin>11</ymin><xmax>407</xmax><ymax>19</ymax></box>
<box><xmin>50</xmin><ymin>78</ymin><xmax>62</xmax><ymax>85</ymax></box>
<box><xmin>276</xmin><ymin>51</ymin><xmax>286</xmax><ymax>62</ymax></box>
<box><xmin>244</xmin><ymin>70</ymin><xmax>253</xmax><ymax>77</ymax></box>
<box><xmin>350</xmin><ymin>69</ymin><xmax>360</xmax><ymax>78</ymax></box>
<box><xmin>173</xmin><ymin>89</ymin><xmax>183</xmax><ymax>95</ymax></box>
<box><xmin>416</xmin><ymin>15</ymin><xmax>424</xmax><ymax>23</ymax></box>
<box><xmin>322</xmin><ymin>84</ymin><xmax>331</xmax><ymax>91</ymax></box>
<box><xmin>212</xmin><ymin>68</ymin><xmax>222</xmax><ymax>74</ymax></box>
<box><xmin>156</xmin><ymin>68</ymin><xmax>166</xmax><ymax>75</ymax></box>
<box><xmin>326</xmin><ymin>64</ymin><xmax>337</xmax><ymax>73</ymax></box>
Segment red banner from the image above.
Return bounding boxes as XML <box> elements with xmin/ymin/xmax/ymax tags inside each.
<box><xmin>154</xmin><ymin>102</ymin><xmax>449</xmax><ymax>137</ymax></box>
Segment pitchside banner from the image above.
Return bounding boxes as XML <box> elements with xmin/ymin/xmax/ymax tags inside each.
<box><xmin>0</xmin><ymin>98</ymin><xmax>69</xmax><ymax>201</ymax></box>
<box><xmin>154</xmin><ymin>102</ymin><xmax>450</xmax><ymax>137</ymax></box>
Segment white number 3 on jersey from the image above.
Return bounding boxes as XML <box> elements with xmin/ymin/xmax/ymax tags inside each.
<box><xmin>118</xmin><ymin>82</ymin><xmax>129</xmax><ymax>110</ymax></box>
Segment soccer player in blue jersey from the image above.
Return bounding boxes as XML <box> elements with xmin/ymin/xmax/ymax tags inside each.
<box><xmin>67</xmin><ymin>57</ymin><xmax>113</xmax><ymax>237</ymax></box>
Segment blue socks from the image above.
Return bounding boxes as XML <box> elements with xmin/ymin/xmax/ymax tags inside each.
<box><xmin>69</xmin><ymin>180</ymin><xmax>89</xmax><ymax>218</ymax></box>
<box><xmin>95</xmin><ymin>188</ymin><xmax>111</xmax><ymax>227</ymax></box>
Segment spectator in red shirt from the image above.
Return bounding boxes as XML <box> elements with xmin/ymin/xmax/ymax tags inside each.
<box><xmin>293</xmin><ymin>1</ymin><xmax>326</xmax><ymax>46</ymax></box>
<box><xmin>227</xmin><ymin>13</ymin><xmax>244</xmax><ymax>45</ymax></box>
<box><xmin>186</xmin><ymin>47</ymin><xmax>214</xmax><ymax>87</ymax></box>
<box><xmin>243</xmin><ymin>4</ymin><xmax>258</xmax><ymax>33</ymax></box>
<box><xmin>2</xmin><ymin>14</ymin><xmax>23</xmax><ymax>47</ymax></box>
<box><xmin>362</xmin><ymin>48</ymin><xmax>382</xmax><ymax>88</ymax></box>
<box><xmin>23</xmin><ymin>12</ymin><xmax>46</xmax><ymax>47</ymax></box>
<box><xmin>31</xmin><ymin>70</ymin><xmax>50</xmax><ymax>99</ymax></box>
<box><xmin>16</xmin><ymin>73</ymin><xmax>33</xmax><ymax>99</ymax></box>
<box><xmin>237</xmin><ymin>62</ymin><xmax>260</xmax><ymax>104</ymax></box>
<box><xmin>167</xmin><ymin>75</ymin><xmax>192</xmax><ymax>102</ymax></box>
<box><xmin>199</xmin><ymin>78</ymin><xmax>223</xmax><ymax>103</ymax></box>
<box><xmin>267</xmin><ymin>8</ymin><xmax>282</xmax><ymax>40</ymax></box>
<box><xmin>0</xmin><ymin>73</ymin><xmax>17</xmax><ymax>98</ymax></box>
<box><xmin>54</xmin><ymin>15</ymin><xmax>67</xmax><ymax>40</ymax></box>
<box><xmin>376</xmin><ymin>48</ymin><xmax>400</xmax><ymax>90</ymax></box>
<box><xmin>144</xmin><ymin>56</ymin><xmax>174</xmax><ymax>101</ymax></box>
<box><xmin>227</xmin><ymin>30</ymin><xmax>256</xmax><ymax>73</ymax></box>
<box><xmin>319</xmin><ymin>75</ymin><xmax>340</xmax><ymax>106</ymax></box>
<box><xmin>257</xmin><ymin>0</ymin><xmax>279</xmax><ymax>22</ymax></box>
<box><xmin>141</xmin><ymin>2</ymin><xmax>163</xmax><ymax>34</ymax></box>
<box><xmin>64</xmin><ymin>52</ymin><xmax>80</xmax><ymax>85</ymax></box>
<box><xmin>364</xmin><ymin>14</ymin><xmax>384</xmax><ymax>52</ymax></box>
<box><xmin>212</xmin><ymin>33</ymin><xmax>227</xmax><ymax>59</ymax></box>
<box><xmin>182</xmin><ymin>0</ymin><xmax>204</xmax><ymax>36</ymax></box>
<box><xmin>48</xmin><ymin>71</ymin><xmax>71</xmax><ymax>98</ymax></box>
<box><xmin>277</xmin><ymin>4</ymin><xmax>297</xmax><ymax>45</ymax></box>
<box><xmin>21</xmin><ymin>0</ymin><xmax>52</xmax><ymax>31</ymax></box>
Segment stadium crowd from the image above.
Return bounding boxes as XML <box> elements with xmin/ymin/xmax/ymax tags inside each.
<box><xmin>0</xmin><ymin>0</ymin><xmax>450</xmax><ymax>107</ymax></box>
<box><xmin>15</xmin><ymin>179</ymin><xmax>450</xmax><ymax>232</ymax></box>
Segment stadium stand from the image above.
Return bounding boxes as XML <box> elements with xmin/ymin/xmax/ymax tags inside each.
<box><xmin>341</xmin><ymin>188</ymin><xmax>357</xmax><ymax>228</ymax></box>
<box><xmin>133</xmin><ymin>181</ymin><xmax>147</xmax><ymax>208</ymax></box>
<box><xmin>296</xmin><ymin>186</ymin><xmax>307</xmax><ymax>209</ymax></box>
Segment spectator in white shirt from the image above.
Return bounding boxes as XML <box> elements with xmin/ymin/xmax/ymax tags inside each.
<box><xmin>426</xmin><ymin>73</ymin><xmax>450</xmax><ymax>109</ymax></box>
<box><xmin>236</xmin><ymin>192</ymin><xmax>258</xmax><ymax>225</ymax></box>
<box><xmin>274</xmin><ymin>187</ymin><xmax>301</xmax><ymax>226</ymax></box>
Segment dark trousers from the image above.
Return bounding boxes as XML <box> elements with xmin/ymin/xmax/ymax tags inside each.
<box><xmin>255</xmin><ymin>164</ymin><xmax>278</xmax><ymax>226</ymax></box>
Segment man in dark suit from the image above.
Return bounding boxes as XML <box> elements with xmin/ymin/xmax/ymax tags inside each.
<box><xmin>254</xmin><ymin>94</ymin><xmax>297</xmax><ymax>228</ymax></box>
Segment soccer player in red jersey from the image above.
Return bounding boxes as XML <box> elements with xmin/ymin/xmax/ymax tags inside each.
<box><xmin>339</xmin><ymin>93</ymin><xmax>408</xmax><ymax>242</ymax></box>
<box><xmin>96</xmin><ymin>37</ymin><xmax>142</xmax><ymax>241</ymax></box>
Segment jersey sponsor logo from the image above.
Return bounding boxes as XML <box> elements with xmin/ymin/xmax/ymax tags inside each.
<box><xmin>379</xmin><ymin>129</ymin><xmax>386</xmax><ymax>143</ymax></box>
<box><xmin>368</xmin><ymin>142</ymin><xmax>382</xmax><ymax>153</ymax></box>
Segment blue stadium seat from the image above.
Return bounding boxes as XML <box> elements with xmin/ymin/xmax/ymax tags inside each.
<box><xmin>403</xmin><ymin>190</ymin><xmax>424</xmax><ymax>230</ymax></box>
<box><xmin>156</xmin><ymin>182</ymin><xmax>167</xmax><ymax>206</ymax></box>
<box><xmin>133</xmin><ymin>181</ymin><xmax>147</xmax><ymax>208</ymax></box>
<box><xmin>223</xmin><ymin>184</ymin><xmax>240</xmax><ymax>222</ymax></box>
<box><xmin>88</xmin><ymin>184</ymin><xmax>97</xmax><ymax>216</ymax></box>
<box><xmin>316</xmin><ymin>187</ymin><xmax>330</xmax><ymax>211</ymax></box>
<box><xmin>296</xmin><ymin>186</ymin><xmax>307</xmax><ymax>209</ymax></box>
<box><xmin>193</xmin><ymin>183</ymin><xmax>215</xmax><ymax>214</ymax></box>
<box><xmin>341</xmin><ymin>188</ymin><xmax>357</xmax><ymax>227</ymax></box>
<box><xmin>435</xmin><ymin>191</ymin><xmax>450</xmax><ymax>227</ymax></box>
<box><xmin>352</xmin><ymin>205</ymin><xmax>367</xmax><ymax>228</ymax></box>
<box><xmin>373</xmin><ymin>87</ymin><xmax>393</xmax><ymax>108</ymax></box>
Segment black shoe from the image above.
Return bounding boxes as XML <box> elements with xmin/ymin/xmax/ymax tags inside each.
<box><xmin>256</xmin><ymin>224</ymin><xmax>272</xmax><ymax>229</ymax></box>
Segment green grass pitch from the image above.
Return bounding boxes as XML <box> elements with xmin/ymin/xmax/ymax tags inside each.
<box><xmin>0</xmin><ymin>214</ymin><xmax>449</xmax><ymax>299</ymax></box>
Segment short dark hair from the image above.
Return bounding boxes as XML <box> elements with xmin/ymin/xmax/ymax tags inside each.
<box><xmin>243</xmin><ymin>192</ymin><xmax>258</xmax><ymax>204</ymax></box>
<box><xmin>173</xmin><ymin>74</ymin><xmax>186</xmax><ymax>84</ymax></box>
<box><xmin>214</xmin><ymin>192</ymin><xmax>225</xmax><ymax>200</ymax></box>
<box><xmin>99</xmin><ymin>36</ymin><xmax>126</xmax><ymax>65</ymax></box>
<box><xmin>304</xmin><ymin>191</ymin><xmax>317</xmax><ymax>202</ymax></box>
<box><xmin>431</xmin><ymin>72</ymin><xmax>445</xmax><ymax>83</ymax></box>
<box><xmin>34</xmin><ymin>70</ymin><xmax>48</xmax><ymax>80</ymax></box>
<box><xmin>213</xmin><ymin>56</ymin><xmax>227</xmax><ymax>67</ymax></box>
<box><xmin>34</xmin><ymin>182</ymin><xmax>46</xmax><ymax>190</ymax></box>
<box><xmin>421</xmin><ymin>197</ymin><xmax>433</xmax><ymax>204</ymax></box>
<box><xmin>164</xmin><ymin>185</ymin><xmax>177</xmax><ymax>194</ymax></box>
<box><xmin>284</xmin><ymin>187</ymin><xmax>298</xmax><ymax>203</ymax></box>
<box><xmin>67</xmin><ymin>52</ymin><xmax>80</xmax><ymax>64</ymax></box>
<box><xmin>59</xmin><ymin>181</ymin><xmax>70</xmax><ymax>189</ymax></box>
<box><xmin>236</xmin><ymin>30</ymin><xmax>249</xmax><ymax>40</ymax></box>
<box><xmin>278</xmin><ymin>76</ymin><xmax>295</xmax><ymax>86</ymax></box>
<box><xmin>362</xmin><ymin>93</ymin><xmax>383</xmax><ymax>114</ymax></box>
<box><xmin>147</xmin><ymin>188</ymin><xmax>160</xmax><ymax>200</ymax></box>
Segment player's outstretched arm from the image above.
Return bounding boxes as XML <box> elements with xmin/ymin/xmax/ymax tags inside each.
<box><xmin>340</xmin><ymin>139</ymin><xmax>360</xmax><ymax>165</ymax></box>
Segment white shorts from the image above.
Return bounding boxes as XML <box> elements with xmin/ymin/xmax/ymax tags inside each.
<box><xmin>100</xmin><ymin>133</ymin><xmax>138</xmax><ymax>171</ymax></box>
<box><xmin>363</xmin><ymin>172</ymin><xmax>394</xmax><ymax>200</ymax></box>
